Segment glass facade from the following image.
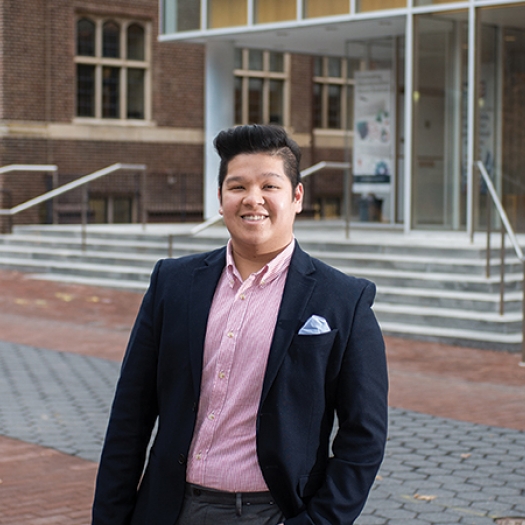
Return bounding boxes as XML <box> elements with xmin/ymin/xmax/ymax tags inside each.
<box><xmin>412</xmin><ymin>13</ymin><xmax>468</xmax><ymax>229</ymax></box>
<box><xmin>256</xmin><ymin>0</ymin><xmax>296</xmax><ymax>23</ymax></box>
<box><xmin>160</xmin><ymin>0</ymin><xmax>525</xmax><ymax>232</ymax></box>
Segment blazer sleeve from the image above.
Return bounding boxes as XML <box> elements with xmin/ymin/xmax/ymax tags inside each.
<box><xmin>287</xmin><ymin>281</ymin><xmax>388</xmax><ymax>525</ymax></box>
<box><xmin>91</xmin><ymin>261</ymin><xmax>163</xmax><ymax>525</ymax></box>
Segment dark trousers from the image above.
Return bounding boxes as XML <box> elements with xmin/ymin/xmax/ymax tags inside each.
<box><xmin>176</xmin><ymin>484</ymin><xmax>285</xmax><ymax>525</ymax></box>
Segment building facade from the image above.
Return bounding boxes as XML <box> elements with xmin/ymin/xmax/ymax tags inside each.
<box><xmin>0</xmin><ymin>0</ymin><xmax>523</xmax><ymax>235</ymax></box>
<box><xmin>160</xmin><ymin>0</ymin><xmax>525</xmax><ymax>234</ymax></box>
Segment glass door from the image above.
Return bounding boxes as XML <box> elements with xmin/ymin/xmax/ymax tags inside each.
<box><xmin>412</xmin><ymin>13</ymin><xmax>468</xmax><ymax>229</ymax></box>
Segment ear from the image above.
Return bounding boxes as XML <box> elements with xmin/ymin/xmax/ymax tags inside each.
<box><xmin>294</xmin><ymin>183</ymin><xmax>304</xmax><ymax>214</ymax></box>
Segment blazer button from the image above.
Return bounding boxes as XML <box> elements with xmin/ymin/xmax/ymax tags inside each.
<box><xmin>178</xmin><ymin>454</ymin><xmax>186</xmax><ymax>465</ymax></box>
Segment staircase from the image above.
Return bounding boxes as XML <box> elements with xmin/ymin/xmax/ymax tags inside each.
<box><xmin>0</xmin><ymin>221</ymin><xmax>523</xmax><ymax>352</ymax></box>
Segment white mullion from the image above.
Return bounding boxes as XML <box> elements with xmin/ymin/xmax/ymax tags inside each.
<box><xmin>145</xmin><ymin>22</ymin><xmax>152</xmax><ymax>121</ymax></box>
<box><xmin>242</xmin><ymin>76</ymin><xmax>249</xmax><ymax>123</ymax></box>
<box><xmin>121</xmin><ymin>66</ymin><xmax>126</xmax><ymax>120</ymax></box>
<box><xmin>341</xmin><ymin>58</ymin><xmax>347</xmax><ymax>129</ymax></box>
<box><xmin>296</xmin><ymin>0</ymin><xmax>303</xmax><ymax>20</ymax></box>
<box><xmin>121</xmin><ymin>22</ymin><xmax>127</xmax><ymax>119</ymax></box>
<box><xmin>95</xmin><ymin>19</ymin><xmax>103</xmax><ymax>119</ymax></box>
<box><xmin>283</xmin><ymin>52</ymin><xmax>291</xmax><ymax>127</ymax></box>
<box><xmin>262</xmin><ymin>52</ymin><xmax>269</xmax><ymax>123</ymax></box>
<box><xmin>466</xmin><ymin>3</ymin><xmax>478</xmax><ymax>240</ymax></box>
<box><xmin>403</xmin><ymin>12</ymin><xmax>414</xmax><ymax>233</ymax></box>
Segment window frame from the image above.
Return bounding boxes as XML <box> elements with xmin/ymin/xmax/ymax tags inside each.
<box><xmin>74</xmin><ymin>16</ymin><xmax>151</xmax><ymax>123</ymax></box>
<box><xmin>313</xmin><ymin>56</ymin><xmax>356</xmax><ymax>130</ymax></box>
<box><xmin>234</xmin><ymin>49</ymin><xmax>290</xmax><ymax>127</ymax></box>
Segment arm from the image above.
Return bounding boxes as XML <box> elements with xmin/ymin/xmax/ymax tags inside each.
<box><xmin>288</xmin><ymin>281</ymin><xmax>388</xmax><ymax>525</ymax></box>
<box><xmin>92</xmin><ymin>261</ymin><xmax>163</xmax><ymax>525</ymax></box>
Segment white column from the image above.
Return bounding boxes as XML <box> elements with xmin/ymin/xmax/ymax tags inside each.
<box><xmin>403</xmin><ymin>12</ymin><xmax>414</xmax><ymax>234</ymax></box>
<box><xmin>466</xmin><ymin>4</ymin><xmax>478</xmax><ymax>241</ymax></box>
<box><xmin>204</xmin><ymin>40</ymin><xmax>235</xmax><ymax>219</ymax></box>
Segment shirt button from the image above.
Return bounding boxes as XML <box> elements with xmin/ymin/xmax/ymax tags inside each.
<box><xmin>196</xmin><ymin>454</ymin><xmax>202</xmax><ymax>460</ymax></box>
<box><xmin>218</xmin><ymin>371</ymin><xmax>225</xmax><ymax>379</ymax></box>
<box><xmin>227</xmin><ymin>331</ymin><xmax>234</xmax><ymax>338</ymax></box>
<box><xmin>208</xmin><ymin>413</ymin><xmax>215</xmax><ymax>420</ymax></box>
<box><xmin>240</xmin><ymin>293</ymin><xmax>246</xmax><ymax>300</ymax></box>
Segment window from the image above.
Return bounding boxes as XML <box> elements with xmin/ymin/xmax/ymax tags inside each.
<box><xmin>313</xmin><ymin>56</ymin><xmax>359</xmax><ymax>130</ymax></box>
<box><xmin>234</xmin><ymin>49</ymin><xmax>289</xmax><ymax>126</ymax></box>
<box><xmin>75</xmin><ymin>17</ymin><xmax>150</xmax><ymax>120</ymax></box>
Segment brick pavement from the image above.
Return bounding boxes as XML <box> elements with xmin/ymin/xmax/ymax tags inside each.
<box><xmin>1</xmin><ymin>269</ymin><xmax>524</xmax><ymax>525</ymax></box>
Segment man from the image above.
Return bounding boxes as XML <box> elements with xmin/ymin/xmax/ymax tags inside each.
<box><xmin>92</xmin><ymin>124</ymin><xmax>388</xmax><ymax>525</ymax></box>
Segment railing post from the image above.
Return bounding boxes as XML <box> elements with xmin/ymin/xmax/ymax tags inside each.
<box><xmin>168</xmin><ymin>234</ymin><xmax>173</xmax><ymax>258</ymax></box>
<box><xmin>499</xmin><ymin>221</ymin><xmax>505</xmax><ymax>316</ymax></box>
<box><xmin>486</xmin><ymin>197</ymin><xmax>491</xmax><ymax>278</ymax></box>
<box><xmin>81</xmin><ymin>184</ymin><xmax>88</xmax><ymax>251</ymax></box>
<box><xmin>141</xmin><ymin>168</ymin><xmax>147</xmax><ymax>230</ymax></box>
<box><xmin>521</xmin><ymin>259</ymin><xmax>525</xmax><ymax>366</ymax></box>
<box><xmin>52</xmin><ymin>170</ymin><xmax>59</xmax><ymax>224</ymax></box>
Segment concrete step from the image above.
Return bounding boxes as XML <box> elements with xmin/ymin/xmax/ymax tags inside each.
<box><xmin>0</xmin><ymin>256</ymin><xmax>153</xmax><ymax>282</ymax></box>
<box><xmin>378</xmin><ymin>320</ymin><xmax>522</xmax><ymax>351</ymax></box>
<box><xmin>28</xmin><ymin>272</ymin><xmax>148</xmax><ymax>292</ymax></box>
<box><xmin>1</xmin><ymin>223</ymin><xmax>523</xmax><ymax>352</ymax></box>
<box><xmin>374</xmin><ymin>303</ymin><xmax>522</xmax><ymax>334</ymax></box>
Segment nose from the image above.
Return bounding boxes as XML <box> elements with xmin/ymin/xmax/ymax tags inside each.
<box><xmin>243</xmin><ymin>187</ymin><xmax>264</xmax><ymax>206</ymax></box>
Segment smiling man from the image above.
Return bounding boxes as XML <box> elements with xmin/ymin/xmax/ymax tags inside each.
<box><xmin>92</xmin><ymin>125</ymin><xmax>388</xmax><ymax>525</ymax></box>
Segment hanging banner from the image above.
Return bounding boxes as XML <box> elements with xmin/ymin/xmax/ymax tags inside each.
<box><xmin>353</xmin><ymin>70</ymin><xmax>393</xmax><ymax>183</ymax></box>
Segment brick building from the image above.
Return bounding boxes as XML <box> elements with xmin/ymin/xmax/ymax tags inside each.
<box><xmin>0</xmin><ymin>0</ymin><xmax>355</xmax><ymax>232</ymax></box>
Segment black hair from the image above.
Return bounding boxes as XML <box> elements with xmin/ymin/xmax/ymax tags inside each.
<box><xmin>214</xmin><ymin>124</ymin><xmax>302</xmax><ymax>190</ymax></box>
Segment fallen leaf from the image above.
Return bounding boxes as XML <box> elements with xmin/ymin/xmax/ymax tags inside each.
<box><xmin>55</xmin><ymin>292</ymin><xmax>74</xmax><ymax>302</ymax></box>
<box><xmin>413</xmin><ymin>494</ymin><xmax>437</xmax><ymax>501</ymax></box>
<box><xmin>87</xmin><ymin>296</ymin><xmax>100</xmax><ymax>303</ymax></box>
<box><xmin>460</xmin><ymin>453</ymin><xmax>471</xmax><ymax>459</ymax></box>
<box><xmin>14</xmin><ymin>298</ymin><xmax>29</xmax><ymax>305</ymax></box>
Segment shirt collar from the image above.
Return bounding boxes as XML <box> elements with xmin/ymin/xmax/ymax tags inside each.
<box><xmin>225</xmin><ymin>239</ymin><xmax>295</xmax><ymax>288</ymax></box>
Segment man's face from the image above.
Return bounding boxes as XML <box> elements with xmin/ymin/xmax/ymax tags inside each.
<box><xmin>219</xmin><ymin>153</ymin><xmax>303</xmax><ymax>257</ymax></box>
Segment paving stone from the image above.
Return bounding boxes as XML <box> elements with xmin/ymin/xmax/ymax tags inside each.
<box><xmin>2</xmin><ymin>302</ymin><xmax>525</xmax><ymax>525</ymax></box>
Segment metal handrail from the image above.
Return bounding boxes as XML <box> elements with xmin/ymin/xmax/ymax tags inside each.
<box><xmin>0</xmin><ymin>163</ymin><xmax>147</xmax><ymax>248</ymax></box>
<box><xmin>0</xmin><ymin>164</ymin><xmax>57</xmax><ymax>175</ymax></box>
<box><xmin>477</xmin><ymin>161</ymin><xmax>525</xmax><ymax>364</ymax></box>
<box><xmin>188</xmin><ymin>161</ymin><xmax>352</xmax><ymax>237</ymax></box>
<box><xmin>0</xmin><ymin>165</ymin><xmax>58</xmax><ymax>233</ymax></box>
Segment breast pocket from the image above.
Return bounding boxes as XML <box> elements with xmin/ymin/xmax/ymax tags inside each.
<box><xmin>291</xmin><ymin>328</ymin><xmax>338</xmax><ymax>351</ymax></box>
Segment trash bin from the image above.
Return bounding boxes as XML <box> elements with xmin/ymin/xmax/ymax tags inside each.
<box><xmin>359</xmin><ymin>193</ymin><xmax>383</xmax><ymax>222</ymax></box>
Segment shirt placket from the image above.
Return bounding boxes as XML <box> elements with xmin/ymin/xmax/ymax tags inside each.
<box><xmin>195</xmin><ymin>276</ymin><xmax>255</xmax><ymax>472</ymax></box>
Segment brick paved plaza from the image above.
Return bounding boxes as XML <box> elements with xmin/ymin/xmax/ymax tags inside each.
<box><xmin>0</xmin><ymin>269</ymin><xmax>524</xmax><ymax>525</ymax></box>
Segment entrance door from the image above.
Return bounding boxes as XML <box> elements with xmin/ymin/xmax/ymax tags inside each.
<box><xmin>412</xmin><ymin>13</ymin><xmax>468</xmax><ymax>230</ymax></box>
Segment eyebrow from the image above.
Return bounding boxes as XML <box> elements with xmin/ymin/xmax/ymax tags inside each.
<box><xmin>224</xmin><ymin>172</ymin><xmax>285</xmax><ymax>183</ymax></box>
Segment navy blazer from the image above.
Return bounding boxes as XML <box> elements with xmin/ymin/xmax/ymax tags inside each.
<box><xmin>92</xmin><ymin>242</ymin><xmax>388</xmax><ymax>525</ymax></box>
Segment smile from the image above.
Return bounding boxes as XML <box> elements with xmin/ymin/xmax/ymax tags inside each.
<box><xmin>241</xmin><ymin>215</ymin><xmax>268</xmax><ymax>222</ymax></box>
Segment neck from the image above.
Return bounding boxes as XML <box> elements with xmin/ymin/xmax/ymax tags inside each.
<box><xmin>231</xmin><ymin>242</ymin><xmax>291</xmax><ymax>281</ymax></box>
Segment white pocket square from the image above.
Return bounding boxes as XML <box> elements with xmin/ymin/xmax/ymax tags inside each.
<box><xmin>298</xmin><ymin>315</ymin><xmax>331</xmax><ymax>335</ymax></box>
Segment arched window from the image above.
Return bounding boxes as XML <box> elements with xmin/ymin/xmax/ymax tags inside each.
<box><xmin>103</xmin><ymin>20</ymin><xmax>120</xmax><ymax>58</ymax></box>
<box><xmin>77</xmin><ymin>18</ymin><xmax>95</xmax><ymax>56</ymax></box>
<box><xmin>127</xmin><ymin>24</ymin><xmax>145</xmax><ymax>61</ymax></box>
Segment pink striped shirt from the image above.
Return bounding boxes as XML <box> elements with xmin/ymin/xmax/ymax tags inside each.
<box><xmin>186</xmin><ymin>240</ymin><xmax>294</xmax><ymax>492</ymax></box>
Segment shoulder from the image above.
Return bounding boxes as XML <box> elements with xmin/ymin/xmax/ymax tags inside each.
<box><xmin>146</xmin><ymin>247</ymin><xmax>226</xmax><ymax>292</ymax></box>
<box><xmin>292</xmin><ymin>243</ymin><xmax>374</xmax><ymax>294</ymax></box>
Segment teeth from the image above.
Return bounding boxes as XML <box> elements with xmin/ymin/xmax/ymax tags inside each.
<box><xmin>243</xmin><ymin>215</ymin><xmax>266</xmax><ymax>221</ymax></box>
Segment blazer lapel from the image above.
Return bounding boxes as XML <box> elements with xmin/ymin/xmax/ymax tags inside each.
<box><xmin>260</xmin><ymin>244</ymin><xmax>316</xmax><ymax>405</ymax></box>
<box><xmin>188</xmin><ymin>247</ymin><xmax>226</xmax><ymax>399</ymax></box>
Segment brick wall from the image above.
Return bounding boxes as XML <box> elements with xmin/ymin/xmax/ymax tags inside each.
<box><xmin>0</xmin><ymin>0</ymin><xmax>346</xmax><ymax>228</ymax></box>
